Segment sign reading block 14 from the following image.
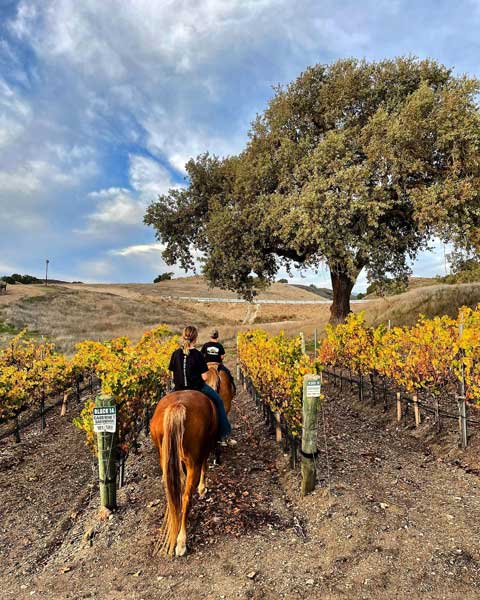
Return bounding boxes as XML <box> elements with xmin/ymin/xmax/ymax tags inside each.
<box><xmin>306</xmin><ymin>378</ymin><xmax>321</xmax><ymax>398</ymax></box>
<box><xmin>93</xmin><ymin>406</ymin><xmax>117</xmax><ymax>433</ymax></box>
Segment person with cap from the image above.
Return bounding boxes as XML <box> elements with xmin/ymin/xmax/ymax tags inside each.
<box><xmin>201</xmin><ymin>329</ymin><xmax>236</xmax><ymax>395</ymax></box>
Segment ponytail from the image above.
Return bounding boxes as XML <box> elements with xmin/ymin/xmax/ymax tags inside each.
<box><xmin>181</xmin><ymin>325</ymin><xmax>198</xmax><ymax>355</ymax></box>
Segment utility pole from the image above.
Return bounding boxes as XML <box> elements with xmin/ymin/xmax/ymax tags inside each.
<box><xmin>45</xmin><ymin>259</ymin><xmax>49</xmax><ymax>286</ymax></box>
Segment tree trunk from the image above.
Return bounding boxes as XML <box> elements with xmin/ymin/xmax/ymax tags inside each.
<box><xmin>329</xmin><ymin>270</ymin><xmax>355</xmax><ymax>324</ymax></box>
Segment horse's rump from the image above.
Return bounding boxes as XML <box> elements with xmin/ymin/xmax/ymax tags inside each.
<box><xmin>150</xmin><ymin>391</ymin><xmax>217</xmax><ymax>458</ymax></box>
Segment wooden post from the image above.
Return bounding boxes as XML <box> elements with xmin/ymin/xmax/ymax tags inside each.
<box><xmin>60</xmin><ymin>390</ymin><xmax>69</xmax><ymax>417</ymax></box>
<box><xmin>299</xmin><ymin>331</ymin><xmax>306</xmax><ymax>354</ymax></box>
<box><xmin>358</xmin><ymin>373</ymin><xmax>363</xmax><ymax>402</ymax></box>
<box><xmin>457</xmin><ymin>322</ymin><xmax>468</xmax><ymax>449</ymax></box>
<box><xmin>314</xmin><ymin>328</ymin><xmax>317</xmax><ymax>360</ymax></box>
<box><xmin>435</xmin><ymin>398</ymin><xmax>441</xmax><ymax>433</ymax></box>
<box><xmin>396</xmin><ymin>392</ymin><xmax>402</xmax><ymax>423</ymax></box>
<box><xmin>275</xmin><ymin>412</ymin><xmax>282</xmax><ymax>442</ymax></box>
<box><xmin>413</xmin><ymin>394</ymin><xmax>420</xmax><ymax>427</ymax></box>
<box><xmin>301</xmin><ymin>374</ymin><xmax>322</xmax><ymax>496</ymax></box>
<box><xmin>95</xmin><ymin>394</ymin><xmax>117</xmax><ymax>511</ymax></box>
<box><xmin>382</xmin><ymin>379</ymin><xmax>387</xmax><ymax>413</ymax></box>
<box><xmin>118</xmin><ymin>456</ymin><xmax>126</xmax><ymax>488</ymax></box>
<box><xmin>457</xmin><ymin>395</ymin><xmax>468</xmax><ymax>449</ymax></box>
<box><xmin>40</xmin><ymin>391</ymin><xmax>46</xmax><ymax>431</ymax></box>
<box><xmin>14</xmin><ymin>414</ymin><xmax>21</xmax><ymax>443</ymax></box>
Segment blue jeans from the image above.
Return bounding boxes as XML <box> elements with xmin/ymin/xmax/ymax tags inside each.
<box><xmin>201</xmin><ymin>383</ymin><xmax>231</xmax><ymax>440</ymax></box>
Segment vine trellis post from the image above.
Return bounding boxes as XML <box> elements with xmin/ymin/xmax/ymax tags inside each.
<box><xmin>301</xmin><ymin>374</ymin><xmax>322</xmax><ymax>496</ymax></box>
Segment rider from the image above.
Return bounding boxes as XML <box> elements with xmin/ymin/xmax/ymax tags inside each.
<box><xmin>168</xmin><ymin>325</ymin><xmax>232</xmax><ymax>442</ymax></box>
<box><xmin>201</xmin><ymin>329</ymin><xmax>236</xmax><ymax>395</ymax></box>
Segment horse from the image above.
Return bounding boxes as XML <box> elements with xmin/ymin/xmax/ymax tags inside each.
<box><xmin>150</xmin><ymin>390</ymin><xmax>218</xmax><ymax>556</ymax></box>
<box><xmin>204</xmin><ymin>363</ymin><xmax>234</xmax><ymax>414</ymax></box>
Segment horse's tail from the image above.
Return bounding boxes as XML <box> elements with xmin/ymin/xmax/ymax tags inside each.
<box><xmin>160</xmin><ymin>403</ymin><xmax>186</xmax><ymax>555</ymax></box>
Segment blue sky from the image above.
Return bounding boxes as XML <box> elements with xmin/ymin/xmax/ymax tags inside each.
<box><xmin>0</xmin><ymin>0</ymin><xmax>478</xmax><ymax>291</ymax></box>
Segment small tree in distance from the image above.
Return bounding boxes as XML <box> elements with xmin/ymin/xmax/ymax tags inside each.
<box><xmin>153</xmin><ymin>272</ymin><xmax>174</xmax><ymax>283</ymax></box>
<box><xmin>145</xmin><ymin>57</ymin><xmax>480</xmax><ymax>322</ymax></box>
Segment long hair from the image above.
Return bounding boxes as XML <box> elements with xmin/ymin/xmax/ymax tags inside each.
<box><xmin>182</xmin><ymin>325</ymin><xmax>198</xmax><ymax>355</ymax></box>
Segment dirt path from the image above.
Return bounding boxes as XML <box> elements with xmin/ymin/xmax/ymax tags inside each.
<box><xmin>0</xmin><ymin>394</ymin><xmax>96</xmax><ymax>594</ymax></box>
<box><xmin>2</xmin><ymin>375</ymin><xmax>480</xmax><ymax>599</ymax></box>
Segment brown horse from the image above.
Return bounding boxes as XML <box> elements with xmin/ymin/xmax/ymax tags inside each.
<box><xmin>150</xmin><ymin>390</ymin><xmax>217</xmax><ymax>556</ymax></box>
<box><xmin>204</xmin><ymin>363</ymin><xmax>234</xmax><ymax>414</ymax></box>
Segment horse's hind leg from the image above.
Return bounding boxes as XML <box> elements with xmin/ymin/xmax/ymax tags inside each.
<box><xmin>198</xmin><ymin>458</ymin><xmax>208</xmax><ymax>498</ymax></box>
<box><xmin>175</xmin><ymin>462</ymin><xmax>201</xmax><ymax>557</ymax></box>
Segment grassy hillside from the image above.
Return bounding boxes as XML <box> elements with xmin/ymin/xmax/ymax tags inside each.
<box><xmin>2</xmin><ymin>278</ymin><xmax>479</xmax><ymax>353</ymax></box>
<box><xmin>65</xmin><ymin>276</ymin><xmax>323</xmax><ymax>301</ymax></box>
<box><xmin>290</xmin><ymin>284</ymin><xmax>333</xmax><ymax>299</ymax></box>
<box><xmin>364</xmin><ymin>283</ymin><xmax>480</xmax><ymax>327</ymax></box>
<box><xmin>0</xmin><ymin>286</ymin><xmax>214</xmax><ymax>354</ymax></box>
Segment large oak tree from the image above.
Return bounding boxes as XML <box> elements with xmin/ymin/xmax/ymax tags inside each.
<box><xmin>145</xmin><ymin>57</ymin><xmax>480</xmax><ymax>322</ymax></box>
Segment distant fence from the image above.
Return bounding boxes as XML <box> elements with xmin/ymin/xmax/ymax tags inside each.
<box><xmin>161</xmin><ymin>295</ymin><xmax>368</xmax><ymax>305</ymax></box>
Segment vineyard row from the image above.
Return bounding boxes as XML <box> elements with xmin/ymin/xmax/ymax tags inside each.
<box><xmin>0</xmin><ymin>326</ymin><xmax>178</xmax><ymax>463</ymax></box>
<box><xmin>237</xmin><ymin>305</ymin><xmax>480</xmax><ymax>448</ymax></box>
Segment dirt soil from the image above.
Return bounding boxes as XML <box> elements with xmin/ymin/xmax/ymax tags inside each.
<box><xmin>2</xmin><ymin>373</ymin><xmax>480</xmax><ymax>599</ymax></box>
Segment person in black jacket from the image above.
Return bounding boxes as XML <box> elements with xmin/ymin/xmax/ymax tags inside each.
<box><xmin>168</xmin><ymin>325</ymin><xmax>231</xmax><ymax>441</ymax></box>
<box><xmin>201</xmin><ymin>329</ymin><xmax>236</xmax><ymax>394</ymax></box>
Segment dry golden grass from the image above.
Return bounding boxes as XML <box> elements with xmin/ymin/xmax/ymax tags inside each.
<box><xmin>0</xmin><ymin>283</ymin><xmax>47</xmax><ymax>306</ymax></box>
<box><xmin>0</xmin><ymin>286</ymin><xmax>217</xmax><ymax>354</ymax></box>
<box><xmin>64</xmin><ymin>276</ymin><xmax>322</xmax><ymax>301</ymax></box>
<box><xmin>2</xmin><ymin>279</ymin><xmax>479</xmax><ymax>354</ymax></box>
<box><xmin>364</xmin><ymin>283</ymin><xmax>480</xmax><ymax>327</ymax></box>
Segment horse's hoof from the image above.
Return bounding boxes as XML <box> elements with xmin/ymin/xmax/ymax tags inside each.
<box><xmin>175</xmin><ymin>543</ymin><xmax>187</xmax><ymax>557</ymax></box>
<box><xmin>198</xmin><ymin>486</ymin><xmax>207</xmax><ymax>498</ymax></box>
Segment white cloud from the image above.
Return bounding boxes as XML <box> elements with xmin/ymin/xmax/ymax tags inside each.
<box><xmin>109</xmin><ymin>242</ymin><xmax>165</xmax><ymax>257</ymax></box>
<box><xmin>8</xmin><ymin>0</ymin><xmax>374</xmax><ymax>175</ymax></box>
<box><xmin>0</xmin><ymin>155</ymin><xmax>97</xmax><ymax>195</ymax></box>
<box><xmin>78</xmin><ymin>155</ymin><xmax>178</xmax><ymax>235</ymax></box>
<box><xmin>85</xmin><ymin>189</ymin><xmax>145</xmax><ymax>227</ymax></box>
<box><xmin>128</xmin><ymin>155</ymin><xmax>174</xmax><ymax>197</ymax></box>
<box><xmin>0</xmin><ymin>78</ymin><xmax>32</xmax><ymax>148</ymax></box>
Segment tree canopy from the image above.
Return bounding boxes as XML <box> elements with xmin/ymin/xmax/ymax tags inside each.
<box><xmin>145</xmin><ymin>57</ymin><xmax>480</xmax><ymax>321</ymax></box>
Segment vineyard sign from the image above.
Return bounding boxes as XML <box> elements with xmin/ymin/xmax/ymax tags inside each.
<box><xmin>306</xmin><ymin>378</ymin><xmax>321</xmax><ymax>398</ymax></box>
<box><xmin>93</xmin><ymin>406</ymin><xmax>117</xmax><ymax>433</ymax></box>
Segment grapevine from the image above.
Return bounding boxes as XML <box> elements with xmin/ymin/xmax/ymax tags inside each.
<box><xmin>237</xmin><ymin>330</ymin><xmax>321</xmax><ymax>436</ymax></box>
